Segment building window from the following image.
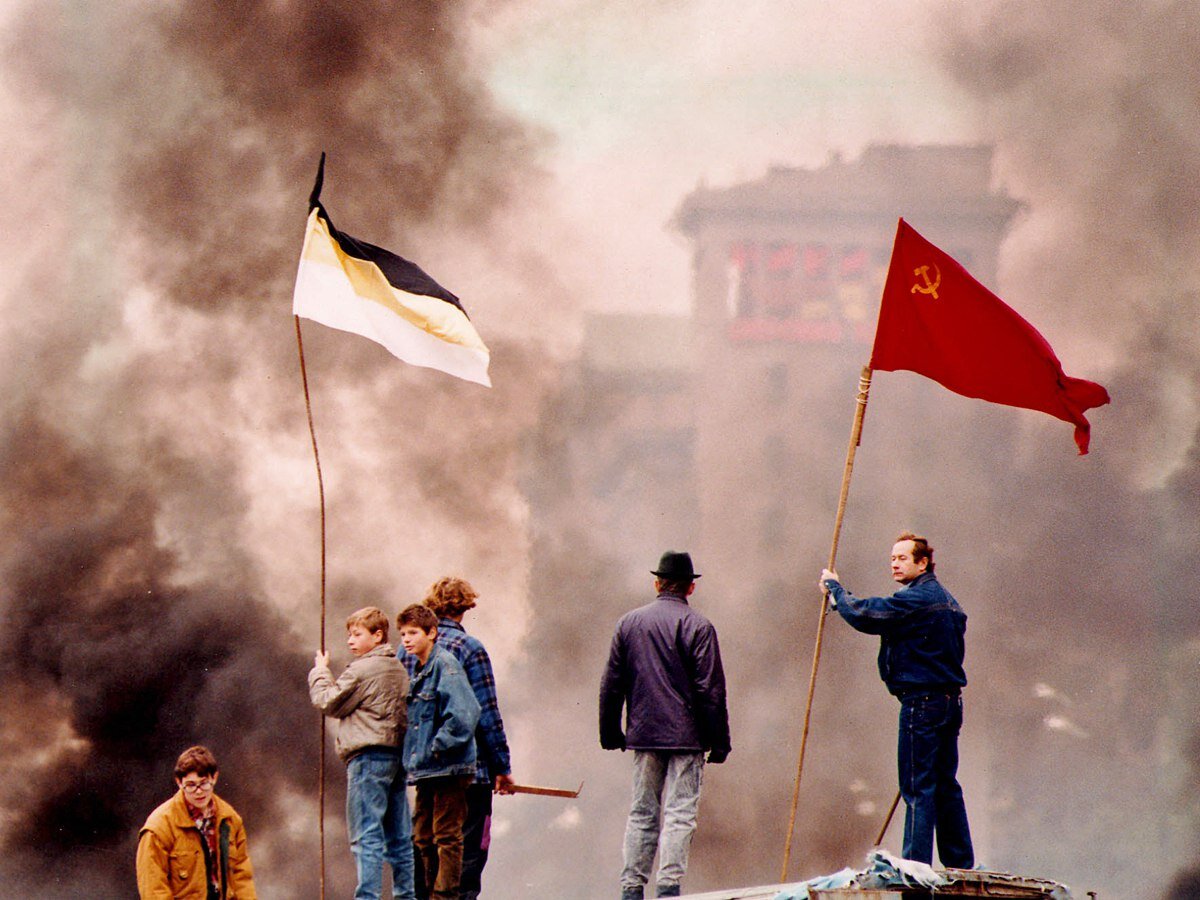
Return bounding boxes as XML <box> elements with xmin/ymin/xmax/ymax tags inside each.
<box><xmin>763</xmin><ymin>242</ymin><xmax>798</xmax><ymax>318</ymax></box>
<box><xmin>726</xmin><ymin>239</ymin><xmax>883</xmax><ymax>344</ymax></box>
<box><xmin>728</xmin><ymin>241</ymin><xmax>758</xmax><ymax>318</ymax></box>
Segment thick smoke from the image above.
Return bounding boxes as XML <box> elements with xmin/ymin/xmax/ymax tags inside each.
<box><xmin>0</xmin><ymin>0</ymin><xmax>572</xmax><ymax>896</ymax></box>
<box><xmin>493</xmin><ymin>5</ymin><xmax>1200</xmax><ymax>898</ymax></box>
<box><xmin>0</xmin><ymin>415</ymin><xmax>324</xmax><ymax>896</ymax></box>
<box><xmin>924</xmin><ymin>4</ymin><xmax>1200</xmax><ymax>897</ymax></box>
<box><xmin>935</xmin><ymin>0</ymin><xmax>1200</xmax><ymax>456</ymax></box>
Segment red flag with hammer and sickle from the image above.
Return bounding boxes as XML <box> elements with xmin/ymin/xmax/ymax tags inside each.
<box><xmin>870</xmin><ymin>218</ymin><xmax>1110</xmax><ymax>454</ymax></box>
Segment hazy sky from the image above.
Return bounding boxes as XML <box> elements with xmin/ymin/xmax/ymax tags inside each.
<box><xmin>471</xmin><ymin>0</ymin><xmax>979</xmax><ymax>313</ymax></box>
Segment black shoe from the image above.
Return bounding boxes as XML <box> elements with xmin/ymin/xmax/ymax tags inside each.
<box><xmin>620</xmin><ymin>888</ymin><xmax>644</xmax><ymax>900</ymax></box>
<box><xmin>656</xmin><ymin>886</ymin><xmax>681</xmax><ymax>898</ymax></box>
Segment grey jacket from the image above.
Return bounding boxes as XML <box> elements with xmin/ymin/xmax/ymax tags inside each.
<box><xmin>309</xmin><ymin>643</ymin><xmax>409</xmax><ymax>761</ymax></box>
<box><xmin>599</xmin><ymin>593</ymin><xmax>731</xmax><ymax>756</ymax></box>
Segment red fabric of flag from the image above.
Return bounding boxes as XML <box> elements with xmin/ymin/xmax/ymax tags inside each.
<box><xmin>870</xmin><ymin>219</ymin><xmax>1110</xmax><ymax>454</ymax></box>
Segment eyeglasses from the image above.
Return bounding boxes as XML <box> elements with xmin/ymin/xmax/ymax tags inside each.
<box><xmin>180</xmin><ymin>778</ymin><xmax>214</xmax><ymax>794</ymax></box>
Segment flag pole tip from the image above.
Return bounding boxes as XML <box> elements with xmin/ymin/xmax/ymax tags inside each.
<box><xmin>309</xmin><ymin>153</ymin><xmax>326</xmax><ymax>210</ymax></box>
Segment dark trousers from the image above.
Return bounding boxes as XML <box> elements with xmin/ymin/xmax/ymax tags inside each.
<box><xmin>415</xmin><ymin>782</ymin><xmax>492</xmax><ymax>900</ymax></box>
<box><xmin>459</xmin><ymin>783</ymin><xmax>493</xmax><ymax>900</ymax></box>
<box><xmin>413</xmin><ymin>776</ymin><xmax>470</xmax><ymax>900</ymax></box>
<box><xmin>897</xmin><ymin>693</ymin><xmax>974</xmax><ymax>868</ymax></box>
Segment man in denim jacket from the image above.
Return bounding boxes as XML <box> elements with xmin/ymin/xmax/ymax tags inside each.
<box><xmin>397</xmin><ymin>604</ymin><xmax>482</xmax><ymax>900</ymax></box>
<box><xmin>821</xmin><ymin>531</ymin><xmax>974</xmax><ymax>870</ymax></box>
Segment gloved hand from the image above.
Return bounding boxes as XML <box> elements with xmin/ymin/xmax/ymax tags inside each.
<box><xmin>600</xmin><ymin>729</ymin><xmax>626</xmax><ymax>751</ymax></box>
<box><xmin>706</xmin><ymin>749</ymin><xmax>728</xmax><ymax>765</ymax></box>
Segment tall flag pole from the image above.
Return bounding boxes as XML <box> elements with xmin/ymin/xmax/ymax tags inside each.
<box><xmin>290</xmin><ymin>154</ymin><xmax>494</xmax><ymax>899</ymax></box>
<box><xmin>781</xmin><ymin>365</ymin><xmax>873</xmax><ymax>881</ymax></box>
<box><xmin>780</xmin><ymin>218</ymin><xmax>1110</xmax><ymax>880</ymax></box>
<box><xmin>293</xmin><ymin>154</ymin><xmax>331</xmax><ymax>900</ymax></box>
<box><xmin>294</xmin><ymin>313</ymin><xmax>328</xmax><ymax>900</ymax></box>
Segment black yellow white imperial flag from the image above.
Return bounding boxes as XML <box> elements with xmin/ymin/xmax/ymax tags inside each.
<box><xmin>291</xmin><ymin>155</ymin><xmax>491</xmax><ymax>386</ymax></box>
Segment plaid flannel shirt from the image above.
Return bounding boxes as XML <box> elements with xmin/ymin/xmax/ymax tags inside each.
<box><xmin>400</xmin><ymin>617</ymin><xmax>511</xmax><ymax>784</ymax></box>
<box><xmin>187</xmin><ymin>801</ymin><xmax>220</xmax><ymax>897</ymax></box>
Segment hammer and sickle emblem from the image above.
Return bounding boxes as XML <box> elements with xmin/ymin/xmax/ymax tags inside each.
<box><xmin>911</xmin><ymin>264</ymin><xmax>941</xmax><ymax>300</ymax></box>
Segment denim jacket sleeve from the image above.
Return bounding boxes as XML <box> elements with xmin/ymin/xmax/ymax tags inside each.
<box><xmin>826</xmin><ymin>579</ymin><xmax>929</xmax><ymax>636</ymax></box>
<box><xmin>431</xmin><ymin>658</ymin><xmax>481</xmax><ymax>755</ymax></box>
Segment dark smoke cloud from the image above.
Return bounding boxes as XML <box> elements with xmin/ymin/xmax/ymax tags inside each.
<box><xmin>1166</xmin><ymin>872</ymin><xmax>1200</xmax><ymax>900</ymax></box>
<box><xmin>1</xmin><ymin>1</ymin><xmax>538</xmax><ymax>317</ymax></box>
<box><xmin>0</xmin><ymin>0</ymin><xmax>569</xmax><ymax>896</ymax></box>
<box><xmin>0</xmin><ymin>414</ymin><xmax>323</xmax><ymax>896</ymax></box>
<box><xmin>924</xmin><ymin>2</ymin><xmax>1200</xmax><ymax>895</ymax></box>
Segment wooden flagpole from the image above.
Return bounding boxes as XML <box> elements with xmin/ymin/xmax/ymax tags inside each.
<box><xmin>294</xmin><ymin>315</ymin><xmax>328</xmax><ymax>900</ymax></box>
<box><xmin>780</xmin><ymin>366</ymin><xmax>873</xmax><ymax>882</ymax></box>
<box><xmin>875</xmin><ymin>789</ymin><xmax>902</xmax><ymax>847</ymax></box>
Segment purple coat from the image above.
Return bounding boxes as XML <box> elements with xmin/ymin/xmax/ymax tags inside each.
<box><xmin>599</xmin><ymin>592</ymin><xmax>731</xmax><ymax>756</ymax></box>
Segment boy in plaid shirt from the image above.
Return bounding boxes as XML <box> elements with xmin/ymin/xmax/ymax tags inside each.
<box><xmin>399</xmin><ymin>577</ymin><xmax>514</xmax><ymax>900</ymax></box>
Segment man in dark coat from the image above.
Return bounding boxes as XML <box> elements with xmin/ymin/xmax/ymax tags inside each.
<box><xmin>821</xmin><ymin>531</ymin><xmax>974</xmax><ymax>869</ymax></box>
<box><xmin>600</xmin><ymin>551</ymin><xmax>731</xmax><ymax>900</ymax></box>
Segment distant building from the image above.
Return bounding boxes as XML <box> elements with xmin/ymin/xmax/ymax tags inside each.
<box><xmin>527</xmin><ymin>143</ymin><xmax>1020</xmax><ymax>593</ymax></box>
<box><xmin>676</xmin><ymin>144</ymin><xmax>1017</xmax><ymax>344</ymax></box>
<box><xmin>521</xmin><ymin>143</ymin><xmax>1020</xmax><ymax>882</ymax></box>
<box><xmin>675</xmin><ymin>144</ymin><xmax>1019</xmax><ymax>595</ymax></box>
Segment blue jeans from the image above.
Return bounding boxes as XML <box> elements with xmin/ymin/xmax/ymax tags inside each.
<box><xmin>897</xmin><ymin>693</ymin><xmax>974</xmax><ymax>868</ymax></box>
<box><xmin>346</xmin><ymin>748</ymin><xmax>416</xmax><ymax>900</ymax></box>
<box><xmin>621</xmin><ymin>751</ymin><xmax>705</xmax><ymax>894</ymax></box>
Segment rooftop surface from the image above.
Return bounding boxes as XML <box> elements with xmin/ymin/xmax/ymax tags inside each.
<box><xmin>676</xmin><ymin>860</ymin><xmax>1075</xmax><ymax>900</ymax></box>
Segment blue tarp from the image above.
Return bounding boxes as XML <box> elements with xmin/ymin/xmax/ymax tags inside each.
<box><xmin>773</xmin><ymin>850</ymin><xmax>942</xmax><ymax>900</ymax></box>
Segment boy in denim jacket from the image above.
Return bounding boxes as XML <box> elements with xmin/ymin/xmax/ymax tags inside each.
<box><xmin>310</xmin><ymin>607</ymin><xmax>415</xmax><ymax>900</ymax></box>
<box><xmin>396</xmin><ymin>604</ymin><xmax>481</xmax><ymax>900</ymax></box>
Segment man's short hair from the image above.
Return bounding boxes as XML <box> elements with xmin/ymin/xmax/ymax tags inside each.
<box><xmin>397</xmin><ymin>603</ymin><xmax>438</xmax><ymax>634</ymax></box>
<box><xmin>654</xmin><ymin>577</ymin><xmax>693</xmax><ymax>596</ymax></box>
<box><xmin>346</xmin><ymin>606</ymin><xmax>390</xmax><ymax>641</ymax></box>
<box><xmin>423</xmin><ymin>576</ymin><xmax>478</xmax><ymax>618</ymax></box>
<box><xmin>174</xmin><ymin>745</ymin><xmax>219</xmax><ymax>780</ymax></box>
<box><xmin>896</xmin><ymin>530</ymin><xmax>935</xmax><ymax>573</ymax></box>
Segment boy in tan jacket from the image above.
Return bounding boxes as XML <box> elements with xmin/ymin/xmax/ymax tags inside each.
<box><xmin>310</xmin><ymin>606</ymin><xmax>414</xmax><ymax>900</ymax></box>
<box><xmin>136</xmin><ymin>745</ymin><xmax>257</xmax><ymax>899</ymax></box>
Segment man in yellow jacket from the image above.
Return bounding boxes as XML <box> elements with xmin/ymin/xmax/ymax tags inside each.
<box><xmin>136</xmin><ymin>745</ymin><xmax>257</xmax><ymax>899</ymax></box>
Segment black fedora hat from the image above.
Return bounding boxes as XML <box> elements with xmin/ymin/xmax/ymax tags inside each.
<box><xmin>651</xmin><ymin>550</ymin><xmax>701</xmax><ymax>581</ymax></box>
